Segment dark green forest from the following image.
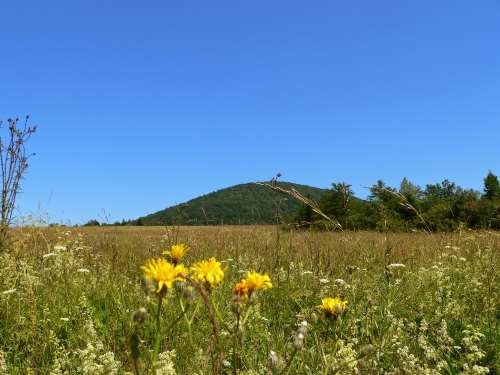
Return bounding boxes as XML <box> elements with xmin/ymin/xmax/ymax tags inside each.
<box><xmin>84</xmin><ymin>172</ymin><xmax>500</xmax><ymax>231</ymax></box>
<box><xmin>295</xmin><ymin>171</ymin><xmax>500</xmax><ymax>231</ymax></box>
<box><xmin>133</xmin><ymin>182</ymin><xmax>325</xmax><ymax>226</ymax></box>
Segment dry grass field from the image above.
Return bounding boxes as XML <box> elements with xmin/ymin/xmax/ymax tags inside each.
<box><xmin>0</xmin><ymin>226</ymin><xmax>498</xmax><ymax>374</ymax></box>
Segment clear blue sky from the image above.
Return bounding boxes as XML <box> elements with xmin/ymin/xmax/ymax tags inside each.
<box><xmin>1</xmin><ymin>1</ymin><xmax>499</xmax><ymax>224</ymax></box>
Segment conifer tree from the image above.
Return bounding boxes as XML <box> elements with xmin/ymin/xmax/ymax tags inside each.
<box><xmin>483</xmin><ymin>171</ymin><xmax>500</xmax><ymax>200</ymax></box>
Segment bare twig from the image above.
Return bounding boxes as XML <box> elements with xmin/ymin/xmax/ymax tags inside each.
<box><xmin>0</xmin><ymin>116</ymin><xmax>37</xmax><ymax>245</ymax></box>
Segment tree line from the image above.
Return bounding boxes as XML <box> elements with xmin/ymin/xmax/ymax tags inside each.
<box><xmin>295</xmin><ymin>171</ymin><xmax>500</xmax><ymax>231</ymax></box>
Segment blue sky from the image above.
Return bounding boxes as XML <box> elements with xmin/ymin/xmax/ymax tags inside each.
<box><xmin>1</xmin><ymin>1</ymin><xmax>499</xmax><ymax>224</ymax></box>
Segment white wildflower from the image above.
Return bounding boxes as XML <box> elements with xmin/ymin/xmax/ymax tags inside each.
<box><xmin>436</xmin><ymin>320</ymin><xmax>454</xmax><ymax>352</ymax></box>
<box><xmin>53</xmin><ymin>245</ymin><xmax>67</xmax><ymax>252</ymax></box>
<box><xmin>462</xmin><ymin>327</ymin><xmax>487</xmax><ymax>363</ymax></box>
<box><xmin>77</xmin><ymin>268</ymin><xmax>91</xmax><ymax>273</ymax></box>
<box><xmin>387</xmin><ymin>263</ymin><xmax>406</xmax><ymax>270</ymax></box>
<box><xmin>418</xmin><ymin>331</ymin><xmax>437</xmax><ymax>361</ymax></box>
<box><xmin>0</xmin><ymin>350</ymin><xmax>7</xmax><ymax>374</ymax></box>
<box><xmin>471</xmin><ymin>280</ymin><xmax>483</xmax><ymax>294</ymax></box>
<box><xmin>268</xmin><ymin>351</ymin><xmax>279</xmax><ymax>370</ymax></box>
<box><xmin>326</xmin><ymin>339</ymin><xmax>359</xmax><ymax>374</ymax></box>
<box><xmin>1</xmin><ymin>288</ymin><xmax>16</xmax><ymax>295</ymax></box>
<box><xmin>154</xmin><ymin>350</ymin><xmax>177</xmax><ymax>375</ymax></box>
<box><xmin>293</xmin><ymin>332</ymin><xmax>305</xmax><ymax>350</ymax></box>
<box><xmin>462</xmin><ymin>364</ymin><xmax>490</xmax><ymax>374</ymax></box>
<box><xmin>70</xmin><ymin>318</ymin><xmax>122</xmax><ymax>374</ymax></box>
<box><xmin>319</xmin><ymin>278</ymin><xmax>330</xmax><ymax>285</ymax></box>
<box><xmin>334</xmin><ymin>279</ymin><xmax>349</xmax><ymax>287</ymax></box>
<box><xmin>297</xmin><ymin>320</ymin><xmax>308</xmax><ymax>336</ymax></box>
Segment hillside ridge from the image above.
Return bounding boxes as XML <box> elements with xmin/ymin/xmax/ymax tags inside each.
<box><xmin>136</xmin><ymin>181</ymin><xmax>326</xmax><ymax>225</ymax></box>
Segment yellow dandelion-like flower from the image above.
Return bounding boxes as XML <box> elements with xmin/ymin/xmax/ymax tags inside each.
<box><xmin>234</xmin><ymin>281</ymin><xmax>249</xmax><ymax>297</ymax></box>
<box><xmin>163</xmin><ymin>243</ymin><xmax>188</xmax><ymax>263</ymax></box>
<box><xmin>234</xmin><ymin>271</ymin><xmax>272</xmax><ymax>297</ymax></box>
<box><xmin>190</xmin><ymin>257</ymin><xmax>224</xmax><ymax>289</ymax></box>
<box><xmin>319</xmin><ymin>297</ymin><xmax>348</xmax><ymax>318</ymax></box>
<box><xmin>141</xmin><ymin>258</ymin><xmax>186</xmax><ymax>295</ymax></box>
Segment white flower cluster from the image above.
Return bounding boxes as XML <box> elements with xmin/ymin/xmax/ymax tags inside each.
<box><xmin>436</xmin><ymin>319</ymin><xmax>454</xmax><ymax>353</ymax></box>
<box><xmin>385</xmin><ymin>313</ymin><xmax>446</xmax><ymax>374</ymax></box>
<box><xmin>0</xmin><ymin>350</ymin><xmax>7</xmax><ymax>375</ymax></box>
<box><xmin>0</xmin><ymin>251</ymin><xmax>41</xmax><ymax>298</ymax></box>
<box><xmin>50</xmin><ymin>317</ymin><xmax>122</xmax><ymax>375</ymax></box>
<box><xmin>154</xmin><ymin>351</ymin><xmax>177</xmax><ymax>375</ymax></box>
<box><xmin>387</xmin><ymin>263</ymin><xmax>406</xmax><ymax>270</ymax></box>
<box><xmin>461</xmin><ymin>326</ymin><xmax>489</xmax><ymax>374</ymax></box>
<box><xmin>325</xmin><ymin>339</ymin><xmax>359</xmax><ymax>374</ymax></box>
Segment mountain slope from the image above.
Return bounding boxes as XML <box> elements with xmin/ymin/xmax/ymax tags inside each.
<box><xmin>137</xmin><ymin>182</ymin><xmax>327</xmax><ymax>225</ymax></box>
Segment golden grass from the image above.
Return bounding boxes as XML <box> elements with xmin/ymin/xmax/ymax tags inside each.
<box><xmin>1</xmin><ymin>226</ymin><xmax>498</xmax><ymax>374</ymax></box>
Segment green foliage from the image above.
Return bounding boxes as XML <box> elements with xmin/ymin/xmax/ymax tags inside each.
<box><xmin>131</xmin><ymin>173</ymin><xmax>499</xmax><ymax>231</ymax></box>
<box><xmin>302</xmin><ymin>172</ymin><xmax>500</xmax><ymax>232</ymax></box>
<box><xmin>483</xmin><ymin>171</ymin><xmax>500</xmax><ymax>200</ymax></box>
<box><xmin>294</xmin><ymin>195</ymin><xmax>315</xmax><ymax>228</ymax></box>
<box><xmin>318</xmin><ymin>182</ymin><xmax>353</xmax><ymax>227</ymax></box>
<box><xmin>83</xmin><ymin>219</ymin><xmax>101</xmax><ymax>227</ymax></box>
<box><xmin>137</xmin><ymin>182</ymin><xmax>326</xmax><ymax>226</ymax></box>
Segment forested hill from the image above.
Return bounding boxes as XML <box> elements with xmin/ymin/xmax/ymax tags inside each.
<box><xmin>136</xmin><ymin>182</ymin><xmax>327</xmax><ymax>225</ymax></box>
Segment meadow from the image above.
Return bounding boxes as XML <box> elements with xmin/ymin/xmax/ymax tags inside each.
<box><xmin>0</xmin><ymin>226</ymin><xmax>498</xmax><ymax>374</ymax></box>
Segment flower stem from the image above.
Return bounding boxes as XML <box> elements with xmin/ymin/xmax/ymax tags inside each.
<box><xmin>152</xmin><ymin>296</ymin><xmax>163</xmax><ymax>369</ymax></box>
<box><xmin>232</xmin><ymin>310</ymin><xmax>241</xmax><ymax>375</ymax></box>
<box><xmin>185</xmin><ymin>277</ymin><xmax>223</xmax><ymax>375</ymax></box>
<box><xmin>180</xmin><ymin>299</ymin><xmax>195</xmax><ymax>349</ymax></box>
<box><xmin>165</xmin><ymin>303</ymin><xmax>190</xmax><ymax>334</ymax></box>
<box><xmin>279</xmin><ymin>348</ymin><xmax>298</xmax><ymax>375</ymax></box>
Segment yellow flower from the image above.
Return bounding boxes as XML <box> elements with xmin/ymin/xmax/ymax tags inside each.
<box><xmin>190</xmin><ymin>257</ymin><xmax>224</xmax><ymax>289</ymax></box>
<box><xmin>234</xmin><ymin>281</ymin><xmax>249</xmax><ymax>297</ymax></box>
<box><xmin>319</xmin><ymin>297</ymin><xmax>348</xmax><ymax>317</ymax></box>
<box><xmin>141</xmin><ymin>258</ymin><xmax>186</xmax><ymax>294</ymax></box>
<box><xmin>163</xmin><ymin>243</ymin><xmax>188</xmax><ymax>263</ymax></box>
<box><xmin>234</xmin><ymin>271</ymin><xmax>272</xmax><ymax>297</ymax></box>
